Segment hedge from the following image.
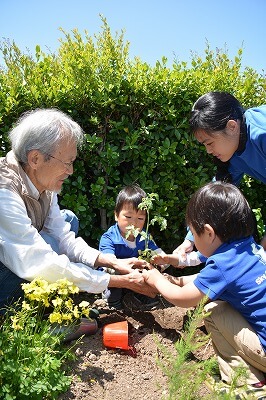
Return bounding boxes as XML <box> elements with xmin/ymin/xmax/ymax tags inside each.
<box><xmin>0</xmin><ymin>18</ymin><xmax>265</xmax><ymax>252</ymax></box>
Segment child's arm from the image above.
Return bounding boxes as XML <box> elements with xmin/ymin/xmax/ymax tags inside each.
<box><xmin>142</xmin><ymin>268</ymin><xmax>204</xmax><ymax>308</ymax></box>
<box><xmin>164</xmin><ymin>273</ymin><xmax>198</xmax><ymax>286</ymax></box>
<box><xmin>151</xmin><ymin>252</ymin><xmax>201</xmax><ymax>268</ymax></box>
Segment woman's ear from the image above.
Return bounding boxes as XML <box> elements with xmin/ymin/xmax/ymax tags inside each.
<box><xmin>204</xmin><ymin>223</ymin><xmax>216</xmax><ymax>242</ymax></box>
<box><xmin>114</xmin><ymin>212</ymin><xmax>118</xmax><ymax>222</ymax></box>
<box><xmin>226</xmin><ymin>119</ymin><xmax>238</xmax><ymax>132</ymax></box>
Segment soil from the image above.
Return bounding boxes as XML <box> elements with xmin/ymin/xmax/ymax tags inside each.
<box><xmin>59</xmin><ymin>293</ymin><xmax>215</xmax><ymax>400</ymax></box>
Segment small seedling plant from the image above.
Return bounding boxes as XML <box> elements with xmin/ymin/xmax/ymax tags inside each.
<box><xmin>125</xmin><ymin>193</ymin><xmax>167</xmax><ymax>264</ymax></box>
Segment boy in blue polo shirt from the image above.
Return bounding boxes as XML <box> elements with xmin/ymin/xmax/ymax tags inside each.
<box><xmin>99</xmin><ymin>184</ymin><xmax>165</xmax><ymax>310</ymax></box>
<box><xmin>144</xmin><ymin>181</ymin><xmax>266</xmax><ymax>396</ymax></box>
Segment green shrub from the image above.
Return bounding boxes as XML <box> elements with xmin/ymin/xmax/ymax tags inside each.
<box><xmin>0</xmin><ymin>17</ymin><xmax>265</xmax><ymax>251</ymax></box>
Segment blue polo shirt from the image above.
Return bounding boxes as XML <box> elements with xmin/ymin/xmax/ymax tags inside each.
<box><xmin>229</xmin><ymin>106</ymin><xmax>266</xmax><ymax>185</ymax></box>
<box><xmin>99</xmin><ymin>223</ymin><xmax>160</xmax><ymax>258</ymax></box>
<box><xmin>194</xmin><ymin>236</ymin><xmax>266</xmax><ymax>351</ymax></box>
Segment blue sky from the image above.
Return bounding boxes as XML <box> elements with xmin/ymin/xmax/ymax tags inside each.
<box><xmin>1</xmin><ymin>0</ymin><xmax>265</xmax><ymax>73</ymax></box>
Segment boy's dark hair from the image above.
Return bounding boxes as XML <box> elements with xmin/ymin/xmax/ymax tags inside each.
<box><xmin>115</xmin><ymin>184</ymin><xmax>146</xmax><ymax>215</ymax></box>
<box><xmin>185</xmin><ymin>181</ymin><xmax>254</xmax><ymax>242</ymax></box>
<box><xmin>189</xmin><ymin>91</ymin><xmax>245</xmax><ymax>134</ymax></box>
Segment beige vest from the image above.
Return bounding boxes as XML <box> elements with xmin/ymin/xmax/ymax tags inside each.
<box><xmin>0</xmin><ymin>151</ymin><xmax>53</xmax><ymax>232</ymax></box>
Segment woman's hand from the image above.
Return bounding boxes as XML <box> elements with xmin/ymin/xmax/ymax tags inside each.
<box><xmin>151</xmin><ymin>253</ymin><xmax>180</xmax><ymax>267</ymax></box>
<box><xmin>173</xmin><ymin>239</ymin><xmax>194</xmax><ymax>256</ymax></box>
<box><xmin>151</xmin><ymin>253</ymin><xmax>170</xmax><ymax>265</ymax></box>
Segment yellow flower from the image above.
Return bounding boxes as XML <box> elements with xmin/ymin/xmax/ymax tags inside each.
<box><xmin>52</xmin><ymin>297</ymin><xmax>63</xmax><ymax>307</ymax></box>
<box><xmin>41</xmin><ymin>297</ymin><xmax>50</xmax><ymax>308</ymax></box>
<box><xmin>73</xmin><ymin>305</ymin><xmax>80</xmax><ymax>319</ymax></box>
<box><xmin>68</xmin><ymin>285</ymin><xmax>79</xmax><ymax>294</ymax></box>
<box><xmin>21</xmin><ymin>278</ymin><xmax>89</xmax><ymax>327</ymax></box>
<box><xmin>21</xmin><ymin>301</ymin><xmax>31</xmax><ymax>310</ymax></box>
<box><xmin>81</xmin><ymin>308</ymin><xmax>90</xmax><ymax>318</ymax></box>
<box><xmin>11</xmin><ymin>316</ymin><xmax>23</xmax><ymax>331</ymax></box>
<box><xmin>57</xmin><ymin>288</ymin><xmax>68</xmax><ymax>295</ymax></box>
<box><xmin>49</xmin><ymin>312</ymin><xmax>63</xmax><ymax>324</ymax></box>
<box><xmin>65</xmin><ymin>299</ymin><xmax>74</xmax><ymax>311</ymax></box>
<box><xmin>61</xmin><ymin>313</ymin><xmax>73</xmax><ymax>323</ymax></box>
<box><xmin>49</xmin><ymin>282</ymin><xmax>60</xmax><ymax>293</ymax></box>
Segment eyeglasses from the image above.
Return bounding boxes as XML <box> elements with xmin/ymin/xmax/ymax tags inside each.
<box><xmin>45</xmin><ymin>153</ymin><xmax>74</xmax><ymax>169</ymax></box>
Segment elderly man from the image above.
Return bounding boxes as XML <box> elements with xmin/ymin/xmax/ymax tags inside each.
<box><xmin>0</xmin><ymin>108</ymin><xmax>155</xmax><ymax>312</ymax></box>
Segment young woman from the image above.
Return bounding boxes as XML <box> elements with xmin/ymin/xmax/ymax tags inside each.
<box><xmin>175</xmin><ymin>91</ymin><xmax>266</xmax><ymax>265</ymax></box>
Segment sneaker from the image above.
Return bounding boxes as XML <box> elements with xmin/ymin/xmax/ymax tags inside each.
<box><xmin>240</xmin><ymin>383</ymin><xmax>266</xmax><ymax>400</ymax></box>
<box><xmin>64</xmin><ymin>318</ymin><xmax>98</xmax><ymax>342</ymax></box>
<box><xmin>132</xmin><ymin>294</ymin><xmax>160</xmax><ymax>310</ymax></box>
<box><xmin>107</xmin><ymin>299</ymin><xmax>124</xmax><ymax>310</ymax></box>
<box><xmin>205</xmin><ymin>375</ymin><xmax>231</xmax><ymax>396</ymax></box>
<box><xmin>50</xmin><ymin>318</ymin><xmax>98</xmax><ymax>343</ymax></box>
<box><xmin>205</xmin><ymin>375</ymin><xmax>266</xmax><ymax>399</ymax></box>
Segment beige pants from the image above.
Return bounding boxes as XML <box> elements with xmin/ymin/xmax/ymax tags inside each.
<box><xmin>204</xmin><ymin>301</ymin><xmax>266</xmax><ymax>385</ymax></box>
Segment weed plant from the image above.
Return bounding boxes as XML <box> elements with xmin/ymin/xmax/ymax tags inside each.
<box><xmin>155</xmin><ymin>299</ymin><xmax>251</xmax><ymax>400</ymax></box>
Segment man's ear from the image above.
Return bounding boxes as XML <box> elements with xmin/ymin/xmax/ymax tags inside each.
<box><xmin>27</xmin><ymin>149</ymin><xmax>41</xmax><ymax>169</ymax></box>
<box><xmin>114</xmin><ymin>212</ymin><xmax>118</xmax><ymax>222</ymax></box>
<box><xmin>204</xmin><ymin>223</ymin><xmax>216</xmax><ymax>242</ymax></box>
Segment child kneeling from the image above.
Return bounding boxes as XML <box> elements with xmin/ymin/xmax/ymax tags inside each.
<box><xmin>144</xmin><ymin>181</ymin><xmax>266</xmax><ymax>390</ymax></box>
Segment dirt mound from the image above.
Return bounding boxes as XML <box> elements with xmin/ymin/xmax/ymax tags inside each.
<box><xmin>59</xmin><ymin>294</ymin><xmax>214</xmax><ymax>400</ymax></box>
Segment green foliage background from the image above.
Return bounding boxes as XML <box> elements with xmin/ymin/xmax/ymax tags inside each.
<box><xmin>1</xmin><ymin>18</ymin><xmax>265</xmax><ymax>252</ymax></box>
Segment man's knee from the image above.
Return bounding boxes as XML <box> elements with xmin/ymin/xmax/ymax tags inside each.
<box><xmin>0</xmin><ymin>262</ymin><xmax>27</xmax><ymax>313</ymax></box>
<box><xmin>61</xmin><ymin>209</ymin><xmax>79</xmax><ymax>236</ymax></box>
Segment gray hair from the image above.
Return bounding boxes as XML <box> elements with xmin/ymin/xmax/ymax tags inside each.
<box><xmin>9</xmin><ymin>108</ymin><xmax>84</xmax><ymax>164</ymax></box>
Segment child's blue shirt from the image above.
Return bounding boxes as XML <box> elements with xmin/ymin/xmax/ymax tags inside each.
<box><xmin>194</xmin><ymin>236</ymin><xmax>266</xmax><ymax>351</ymax></box>
<box><xmin>99</xmin><ymin>222</ymin><xmax>159</xmax><ymax>258</ymax></box>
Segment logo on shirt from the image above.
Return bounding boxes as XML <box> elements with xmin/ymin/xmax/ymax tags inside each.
<box><xmin>256</xmin><ymin>270</ymin><xmax>266</xmax><ymax>285</ymax></box>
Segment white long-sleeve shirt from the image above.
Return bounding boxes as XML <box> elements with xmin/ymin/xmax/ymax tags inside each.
<box><xmin>0</xmin><ymin>185</ymin><xmax>110</xmax><ymax>293</ymax></box>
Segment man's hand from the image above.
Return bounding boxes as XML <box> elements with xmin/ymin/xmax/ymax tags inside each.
<box><xmin>109</xmin><ymin>269</ymin><xmax>158</xmax><ymax>298</ymax></box>
<box><xmin>113</xmin><ymin>257</ymin><xmax>149</xmax><ymax>274</ymax></box>
<box><xmin>95</xmin><ymin>253</ymin><xmax>149</xmax><ymax>274</ymax></box>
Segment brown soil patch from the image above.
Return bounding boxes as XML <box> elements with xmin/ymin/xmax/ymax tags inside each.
<box><xmin>59</xmin><ymin>293</ymin><xmax>214</xmax><ymax>400</ymax></box>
